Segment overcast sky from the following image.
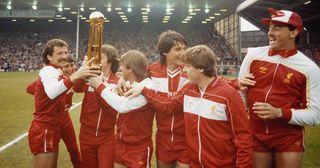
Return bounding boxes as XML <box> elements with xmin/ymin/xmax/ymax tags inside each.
<box><xmin>240</xmin><ymin>17</ymin><xmax>260</xmax><ymax>32</ymax></box>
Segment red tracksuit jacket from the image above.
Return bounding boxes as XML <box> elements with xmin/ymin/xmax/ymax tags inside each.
<box><xmin>73</xmin><ymin>73</ymin><xmax>119</xmax><ymax>136</ymax></box>
<box><xmin>95</xmin><ymin>78</ymin><xmax>155</xmax><ymax>146</ymax></box>
<box><xmin>27</xmin><ymin>78</ymin><xmax>74</xmax><ymax>112</ymax></box>
<box><xmin>148</xmin><ymin>63</ymin><xmax>188</xmax><ymax>142</ymax></box>
<box><xmin>32</xmin><ymin>64</ymin><xmax>73</xmax><ymax>128</ymax></box>
<box><xmin>239</xmin><ymin>46</ymin><xmax>320</xmax><ymax>134</ymax></box>
<box><xmin>142</xmin><ymin>77</ymin><xmax>253</xmax><ymax>167</ymax></box>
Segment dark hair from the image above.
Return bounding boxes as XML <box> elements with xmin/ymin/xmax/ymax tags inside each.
<box><xmin>182</xmin><ymin>45</ymin><xmax>217</xmax><ymax>77</ymax></box>
<box><xmin>67</xmin><ymin>54</ymin><xmax>76</xmax><ymax>63</ymax></box>
<box><xmin>42</xmin><ymin>39</ymin><xmax>68</xmax><ymax>65</ymax></box>
<box><xmin>288</xmin><ymin>24</ymin><xmax>300</xmax><ymax>45</ymax></box>
<box><xmin>102</xmin><ymin>44</ymin><xmax>119</xmax><ymax>74</ymax></box>
<box><xmin>157</xmin><ymin>30</ymin><xmax>187</xmax><ymax>64</ymax></box>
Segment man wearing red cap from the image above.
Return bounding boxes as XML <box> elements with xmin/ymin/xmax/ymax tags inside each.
<box><xmin>238</xmin><ymin>8</ymin><xmax>320</xmax><ymax>167</ymax></box>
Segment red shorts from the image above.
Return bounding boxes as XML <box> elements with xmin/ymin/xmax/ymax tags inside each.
<box><xmin>114</xmin><ymin>140</ymin><xmax>153</xmax><ymax>168</ymax></box>
<box><xmin>253</xmin><ymin>130</ymin><xmax>304</xmax><ymax>152</ymax></box>
<box><xmin>28</xmin><ymin>122</ymin><xmax>61</xmax><ymax>155</ymax></box>
<box><xmin>156</xmin><ymin>134</ymin><xmax>190</xmax><ymax>164</ymax></box>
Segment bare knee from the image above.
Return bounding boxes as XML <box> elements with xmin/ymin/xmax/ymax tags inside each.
<box><xmin>157</xmin><ymin>159</ymin><xmax>176</xmax><ymax>168</ymax></box>
<box><xmin>275</xmin><ymin>152</ymin><xmax>303</xmax><ymax>168</ymax></box>
<box><xmin>176</xmin><ymin>161</ymin><xmax>189</xmax><ymax>168</ymax></box>
<box><xmin>114</xmin><ymin>162</ymin><xmax>127</xmax><ymax>168</ymax></box>
<box><xmin>253</xmin><ymin>152</ymin><xmax>274</xmax><ymax>168</ymax></box>
<box><xmin>33</xmin><ymin>152</ymin><xmax>58</xmax><ymax>168</ymax></box>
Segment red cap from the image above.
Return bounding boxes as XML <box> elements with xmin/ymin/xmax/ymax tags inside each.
<box><xmin>261</xmin><ymin>8</ymin><xmax>303</xmax><ymax>32</ymax></box>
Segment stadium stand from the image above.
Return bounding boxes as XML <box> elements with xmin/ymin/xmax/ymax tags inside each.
<box><xmin>0</xmin><ymin>25</ymin><xmax>238</xmax><ymax>72</ymax></box>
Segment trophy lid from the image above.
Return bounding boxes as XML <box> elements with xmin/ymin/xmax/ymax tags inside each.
<box><xmin>89</xmin><ymin>11</ymin><xmax>104</xmax><ymax>19</ymax></box>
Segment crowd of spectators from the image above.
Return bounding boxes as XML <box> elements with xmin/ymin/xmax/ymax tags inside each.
<box><xmin>0</xmin><ymin>25</ymin><xmax>221</xmax><ymax>71</ymax></box>
<box><xmin>0</xmin><ymin>32</ymin><xmax>77</xmax><ymax>71</ymax></box>
<box><xmin>300</xmin><ymin>44</ymin><xmax>320</xmax><ymax>66</ymax></box>
<box><xmin>0</xmin><ymin>33</ymin><xmax>41</xmax><ymax>71</ymax></box>
<box><xmin>5</xmin><ymin>25</ymin><xmax>319</xmax><ymax>73</ymax></box>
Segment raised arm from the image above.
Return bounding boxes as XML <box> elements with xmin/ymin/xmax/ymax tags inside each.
<box><xmin>96</xmin><ymin>83</ymin><xmax>149</xmax><ymax>113</ymax></box>
<box><xmin>123</xmin><ymin>79</ymin><xmax>185</xmax><ymax>114</ymax></box>
<box><xmin>40</xmin><ymin>67</ymin><xmax>73</xmax><ymax>99</ymax></box>
<box><xmin>141</xmin><ymin>86</ymin><xmax>185</xmax><ymax>114</ymax></box>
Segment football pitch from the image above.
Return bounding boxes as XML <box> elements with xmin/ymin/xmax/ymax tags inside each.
<box><xmin>0</xmin><ymin>72</ymin><xmax>319</xmax><ymax>167</ymax></box>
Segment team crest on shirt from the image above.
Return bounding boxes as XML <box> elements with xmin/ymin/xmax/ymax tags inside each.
<box><xmin>48</xmin><ymin>140</ymin><xmax>53</xmax><ymax>148</ymax></box>
<box><xmin>168</xmin><ymin>91</ymin><xmax>177</xmax><ymax>97</ymax></box>
<box><xmin>137</xmin><ymin>161</ymin><xmax>144</xmax><ymax>165</ymax></box>
<box><xmin>259</xmin><ymin>67</ymin><xmax>268</xmax><ymax>74</ymax></box>
<box><xmin>211</xmin><ymin>105</ymin><xmax>216</xmax><ymax>113</ymax></box>
<box><xmin>154</xmin><ymin>81</ymin><xmax>161</xmax><ymax>87</ymax></box>
<box><xmin>283</xmin><ymin>73</ymin><xmax>293</xmax><ymax>84</ymax></box>
<box><xmin>188</xmin><ymin>101</ymin><xmax>194</xmax><ymax>108</ymax></box>
<box><xmin>294</xmin><ymin>140</ymin><xmax>302</xmax><ymax>146</ymax></box>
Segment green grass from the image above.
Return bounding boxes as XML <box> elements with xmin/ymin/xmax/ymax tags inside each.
<box><xmin>303</xmin><ymin>126</ymin><xmax>320</xmax><ymax>167</ymax></box>
<box><xmin>0</xmin><ymin>72</ymin><xmax>319</xmax><ymax>167</ymax></box>
<box><xmin>0</xmin><ymin>72</ymin><xmax>157</xmax><ymax>167</ymax></box>
<box><xmin>0</xmin><ymin>72</ymin><xmax>36</xmax><ymax>145</ymax></box>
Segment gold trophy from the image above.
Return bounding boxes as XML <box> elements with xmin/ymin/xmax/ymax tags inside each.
<box><xmin>87</xmin><ymin>11</ymin><xmax>104</xmax><ymax>66</ymax></box>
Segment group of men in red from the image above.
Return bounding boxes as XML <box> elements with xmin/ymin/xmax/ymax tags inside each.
<box><xmin>26</xmin><ymin>8</ymin><xmax>320</xmax><ymax>168</ymax></box>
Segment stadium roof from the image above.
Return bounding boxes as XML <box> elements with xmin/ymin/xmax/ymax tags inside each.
<box><xmin>0</xmin><ymin>0</ymin><xmax>245</xmax><ymax>25</ymax></box>
<box><xmin>237</xmin><ymin>0</ymin><xmax>320</xmax><ymax>33</ymax></box>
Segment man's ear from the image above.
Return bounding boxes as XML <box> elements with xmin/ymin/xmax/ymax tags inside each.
<box><xmin>46</xmin><ymin>55</ymin><xmax>52</xmax><ymax>62</ymax></box>
<box><xmin>199</xmin><ymin>69</ymin><xmax>204</xmax><ymax>73</ymax></box>
<box><xmin>163</xmin><ymin>53</ymin><xmax>168</xmax><ymax>56</ymax></box>
<box><xmin>290</xmin><ymin>29</ymin><xmax>299</xmax><ymax>39</ymax></box>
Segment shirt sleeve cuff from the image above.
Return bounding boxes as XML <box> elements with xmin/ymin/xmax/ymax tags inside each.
<box><xmin>282</xmin><ymin>108</ymin><xmax>292</xmax><ymax>122</ymax></box>
<box><xmin>231</xmin><ymin>79</ymin><xmax>240</xmax><ymax>90</ymax></box>
<box><xmin>141</xmin><ymin>87</ymin><xmax>150</xmax><ymax>96</ymax></box>
<box><xmin>96</xmin><ymin>83</ymin><xmax>106</xmax><ymax>95</ymax></box>
<box><xmin>63</xmin><ymin>78</ymin><xmax>73</xmax><ymax>89</ymax></box>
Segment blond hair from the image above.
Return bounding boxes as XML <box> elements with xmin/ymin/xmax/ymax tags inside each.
<box><xmin>120</xmin><ymin>50</ymin><xmax>148</xmax><ymax>81</ymax></box>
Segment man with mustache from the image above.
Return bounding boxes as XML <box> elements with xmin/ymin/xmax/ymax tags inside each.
<box><xmin>27</xmin><ymin>39</ymin><xmax>100</xmax><ymax>168</ymax></box>
<box><xmin>238</xmin><ymin>8</ymin><xmax>320</xmax><ymax>168</ymax></box>
<box><xmin>26</xmin><ymin>54</ymin><xmax>81</xmax><ymax>168</ymax></box>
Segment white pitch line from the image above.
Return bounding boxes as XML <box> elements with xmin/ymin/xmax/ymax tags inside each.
<box><xmin>0</xmin><ymin>132</ymin><xmax>28</xmax><ymax>152</ymax></box>
<box><xmin>69</xmin><ymin>101</ymin><xmax>82</xmax><ymax>111</ymax></box>
<box><xmin>0</xmin><ymin>101</ymin><xmax>82</xmax><ymax>153</ymax></box>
